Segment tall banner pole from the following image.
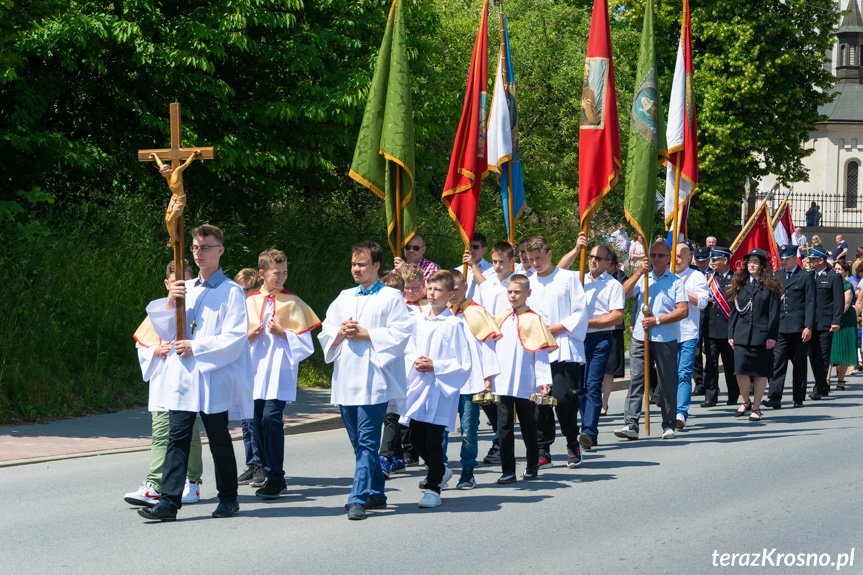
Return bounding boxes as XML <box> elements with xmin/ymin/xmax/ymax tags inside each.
<box><xmin>643</xmin><ymin>273</ymin><xmax>651</xmax><ymax>436</ymax></box>
<box><xmin>671</xmin><ymin>152</ymin><xmax>682</xmax><ymax>273</ymax></box>
<box><xmin>579</xmin><ymin>220</ymin><xmax>588</xmax><ymax>285</ymax></box>
<box><xmin>395</xmin><ymin>167</ymin><xmax>402</xmax><ymax>259</ymax></box>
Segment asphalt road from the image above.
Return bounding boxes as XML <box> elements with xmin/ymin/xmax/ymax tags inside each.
<box><xmin>2</xmin><ymin>384</ymin><xmax>861</xmax><ymax>575</ymax></box>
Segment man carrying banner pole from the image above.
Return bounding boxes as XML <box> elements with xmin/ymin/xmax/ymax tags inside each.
<box><xmin>623</xmin><ymin>0</ymin><xmax>666</xmax><ymax>436</ymax></box>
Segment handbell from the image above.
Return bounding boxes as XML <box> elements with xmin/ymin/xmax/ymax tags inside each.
<box><xmin>472</xmin><ymin>392</ymin><xmax>490</xmax><ymax>405</ymax></box>
<box><xmin>530</xmin><ymin>393</ymin><xmax>558</xmax><ymax>406</ymax></box>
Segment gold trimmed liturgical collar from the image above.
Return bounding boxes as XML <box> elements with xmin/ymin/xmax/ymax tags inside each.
<box><xmin>133</xmin><ymin>317</ymin><xmax>162</xmax><ymax>347</ymax></box>
<box><xmin>247</xmin><ymin>289</ymin><xmax>322</xmax><ymax>334</ymax></box>
<box><xmin>450</xmin><ymin>299</ymin><xmax>502</xmax><ymax>342</ymax></box>
<box><xmin>494</xmin><ymin>306</ymin><xmax>559</xmax><ymax>352</ymax></box>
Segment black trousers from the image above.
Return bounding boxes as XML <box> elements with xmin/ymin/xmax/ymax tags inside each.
<box><xmin>162</xmin><ymin>410</ymin><xmax>237</xmax><ymax>509</ymax></box>
<box><xmin>808</xmin><ymin>329</ymin><xmax>833</xmax><ymax>395</ymax></box>
<box><xmin>692</xmin><ymin>343</ymin><xmax>704</xmax><ymax>389</ymax></box>
<box><xmin>481</xmin><ymin>402</ymin><xmax>499</xmax><ymax>444</ymax></box>
<box><xmin>379</xmin><ymin>412</ymin><xmax>404</xmax><ymax>460</ymax></box>
<box><xmin>497</xmin><ymin>396</ymin><xmax>538</xmax><ymax>475</ymax></box>
<box><xmin>409</xmin><ymin>420</ymin><xmax>446</xmax><ymax>493</ymax></box>
<box><xmin>536</xmin><ymin>361</ymin><xmax>581</xmax><ymax>452</ymax></box>
<box><xmin>768</xmin><ymin>332</ymin><xmax>809</xmax><ymax>403</ymax></box>
<box><xmin>703</xmin><ymin>337</ymin><xmax>739</xmax><ymax>404</ymax></box>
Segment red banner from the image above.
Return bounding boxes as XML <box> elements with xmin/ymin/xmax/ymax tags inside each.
<box><xmin>730</xmin><ymin>206</ymin><xmax>780</xmax><ymax>271</ymax></box>
<box><xmin>579</xmin><ymin>0</ymin><xmax>621</xmax><ymax>227</ymax></box>
<box><xmin>441</xmin><ymin>0</ymin><xmax>489</xmax><ymax>247</ymax></box>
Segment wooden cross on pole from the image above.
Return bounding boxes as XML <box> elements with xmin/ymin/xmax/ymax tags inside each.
<box><xmin>137</xmin><ymin>102</ymin><xmax>215</xmax><ymax>341</ymax></box>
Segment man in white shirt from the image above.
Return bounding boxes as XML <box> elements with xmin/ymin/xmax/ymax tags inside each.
<box><xmin>577</xmin><ymin>244</ymin><xmax>624</xmax><ymax>452</ymax></box>
<box><xmin>610</xmin><ymin>223</ymin><xmax>629</xmax><ymax>256</ymax></box>
<box><xmin>792</xmin><ymin>227</ymin><xmax>807</xmax><ymax>250</ymax></box>
<box><xmin>525</xmin><ymin>236</ymin><xmax>589</xmax><ymax>469</ymax></box>
<box><xmin>139</xmin><ymin>225</ymin><xmax>253</xmax><ymax>522</ymax></box>
<box><xmin>318</xmin><ymin>241</ymin><xmax>413</xmax><ymax>520</ymax></box>
<box><xmin>673</xmin><ymin>243</ymin><xmax>708</xmax><ymax>429</ymax></box>
<box><xmin>514</xmin><ymin>238</ymin><xmax>535</xmax><ymax>277</ymax></box>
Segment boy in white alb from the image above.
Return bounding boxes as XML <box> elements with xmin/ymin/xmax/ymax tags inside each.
<box><xmin>403</xmin><ymin>270</ymin><xmax>473</xmax><ymax>508</ymax></box>
<box><xmin>318</xmin><ymin>241</ymin><xmax>413</xmax><ymax>521</ymax></box>
<box><xmin>125</xmin><ymin>260</ymin><xmax>204</xmax><ymax>507</ymax></box>
<box><xmin>446</xmin><ymin>270</ymin><xmax>501</xmax><ymax>489</ymax></box>
<box><xmin>467</xmin><ymin>241</ymin><xmax>516</xmax><ymax>315</ymax></box>
<box><xmin>525</xmin><ymin>235</ymin><xmax>589</xmax><ymax>469</ymax></box>
<box><xmin>401</xmin><ymin>263</ymin><xmax>428</xmax><ymax>315</ymax></box>
<box><xmin>493</xmin><ymin>274</ymin><xmax>556</xmax><ymax>483</ymax></box>
<box><xmin>234</xmin><ymin>268</ymin><xmax>265</xmax><ymax>488</ymax></box>
<box><xmin>246</xmin><ymin>248</ymin><xmax>320</xmax><ymax>499</ymax></box>
<box><xmin>138</xmin><ymin>224</ymin><xmax>253</xmax><ymax>522</ymax></box>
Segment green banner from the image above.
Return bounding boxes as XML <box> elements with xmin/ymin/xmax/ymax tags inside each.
<box><xmin>624</xmin><ymin>0</ymin><xmax>667</xmax><ymax>245</ymax></box>
<box><xmin>349</xmin><ymin>0</ymin><xmax>416</xmax><ymax>255</ymax></box>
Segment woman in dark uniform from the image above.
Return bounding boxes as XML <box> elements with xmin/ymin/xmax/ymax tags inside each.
<box><xmin>728</xmin><ymin>249</ymin><xmax>782</xmax><ymax>422</ymax></box>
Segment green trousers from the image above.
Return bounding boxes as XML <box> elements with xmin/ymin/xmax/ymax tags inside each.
<box><xmin>146</xmin><ymin>411</ymin><xmax>203</xmax><ymax>492</ymax></box>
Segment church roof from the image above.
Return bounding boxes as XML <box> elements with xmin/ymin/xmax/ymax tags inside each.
<box><xmin>838</xmin><ymin>0</ymin><xmax>863</xmax><ymax>34</ymax></box>
<box><xmin>818</xmin><ymin>82</ymin><xmax>863</xmax><ymax>122</ymax></box>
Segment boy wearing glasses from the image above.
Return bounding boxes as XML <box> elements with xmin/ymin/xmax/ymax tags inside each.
<box><xmin>138</xmin><ymin>225</ymin><xmax>253</xmax><ymax>522</ymax></box>
<box><xmin>454</xmin><ymin>232</ymin><xmax>494</xmax><ymax>300</ymax></box>
<box><xmin>401</xmin><ymin>263</ymin><xmax>428</xmax><ymax>314</ymax></box>
<box><xmin>616</xmin><ymin>242</ymin><xmax>688</xmax><ymax>440</ymax></box>
<box><xmin>246</xmin><ymin>248</ymin><xmax>320</xmax><ymax>499</ymax></box>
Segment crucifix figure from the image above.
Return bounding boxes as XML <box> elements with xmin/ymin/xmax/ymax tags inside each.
<box><xmin>138</xmin><ymin>102</ymin><xmax>215</xmax><ymax>339</ymax></box>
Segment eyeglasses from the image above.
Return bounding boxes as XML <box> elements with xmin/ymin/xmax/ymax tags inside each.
<box><xmin>649</xmin><ymin>254</ymin><xmax>669</xmax><ymax>259</ymax></box>
<box><xmin>404</xmin><ymin>285</ymin><xmax>423</xmax><ymax>292</ymax></box>
<box><xmin>404</xmin><ymin>245</ymin><xmax>423</xmax><ymax>252</ymax></box>
<box><xmin>588</xmin><ymin>255</ymin><xmax>607</xmax><ymax>261</ymax></box>
<box><xmin>469</xmin><ymin>244</ymin><xmax>483</xmax><ymax>250</ymax></box>
<box><xmin>190</xmin><ymin>244</ymin><xmax>221</xmax><ymax>253</ymax></box>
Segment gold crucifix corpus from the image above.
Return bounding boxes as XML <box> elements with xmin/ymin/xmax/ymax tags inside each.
<box><xmin>138</xmin><ymin>102</ymin><xmax>215</xmax><ymax>340</ymax></box>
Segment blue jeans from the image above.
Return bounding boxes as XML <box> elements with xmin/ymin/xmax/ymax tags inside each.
<box><xmin>340</xmin><ymin>403</ymin><xmax>387</xmax><ymax>506</ymax></box>
<box><xmin>676</xmin><ymin>339</ymin><xmax>697</xmax><ymax>420</ymax></box>
<box><xmin>578</xmin><ymin>333</ymin><xmax>612</xmax><ymax>441</ymax></box>
<box><xmin>241</xmin><ymin>418</ymin><xmax>260</xmax><ymax>466</ymax></box>
<box><xmin>254</xmin><ymin>398</ymin><xmax>287</xmax><ymax>481</ymax></box>
<box><xmin>442</xmin><ymin>394</ymin><xmax>479</xmax><ymax>471</ymax></box>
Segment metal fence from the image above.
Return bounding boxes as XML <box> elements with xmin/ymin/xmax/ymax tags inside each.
<box><xmin>752</xmin><ymin>190</ymin><xmax>863</xmax><ymax>228</ymax></box>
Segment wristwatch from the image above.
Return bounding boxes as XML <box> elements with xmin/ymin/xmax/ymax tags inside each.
<box><xmin>655</xmin><ymin>317</ymin><xmax>661</xmax><ymax>325</ymax></box>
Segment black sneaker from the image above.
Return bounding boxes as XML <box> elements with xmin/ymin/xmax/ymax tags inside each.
<box><xmin>249</xmin><ymin>464</ymin><xmax>266</xmax><ymax>488</ymax></box>
<box><xmin>347</xmin><ymin>503</ymin><xmax>366</xmax><ymax>520</ymax></box>
<box><xmin>567</xmin><ymin>444</ymin><xmax>582</xmax><ymax>468</ymax></box>
<box><xmin>522</xmin><ymin>466</ymin><xmax>539</xmax><ymax>480</ymax></box>
<box><xmin>255</xmin><ymin>479</ymin><xmax>287</xmax><ymax>499</ymax></box>
<box><xmin>237</xmin><ymin>465</ymin><xmax>256</xmax><ymax>485</ymax></box>
<box><xmin>539</xmin><ymin>450</ymin><xmax>553</xmax><ymax>469</ymax></box>
<box><xmin>483</xmin><ymin>444</ymin><xmax>501</xmax><ymax>465</ymax></box>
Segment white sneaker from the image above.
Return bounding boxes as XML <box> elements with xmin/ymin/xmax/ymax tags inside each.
<box><xmin>662</xmin><ymin>428</ymin><xmax>677</xmax><ymax>439</ymax></box>
<box><xmin>181</xmin><ymin>480</ymin><xmax>200</xmax><ymax>504</ymax></box>
<box><xmin>418</xmin><ymin>490</ymin><xmax>442</xmax><ymax>508</ymax></box>
<box><xmin>124</xmin><ymin>481</ymin><xmax>161</xmax><ymax>507</ymax></box>
<box><xmin>440</xmin><ymin>466</ymin><xmax>454</xmax><ymax>490</ymax></box>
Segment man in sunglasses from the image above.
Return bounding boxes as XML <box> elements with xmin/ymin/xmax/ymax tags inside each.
<box><xmin>393</xmin><ymin>233</ymin><xmax>440</xmax><ymax>283</ymax></box>
<box><xmin>616</xmin><ymin>241</ymin><xmax>688</xmax><ymax>440</ymax></box>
